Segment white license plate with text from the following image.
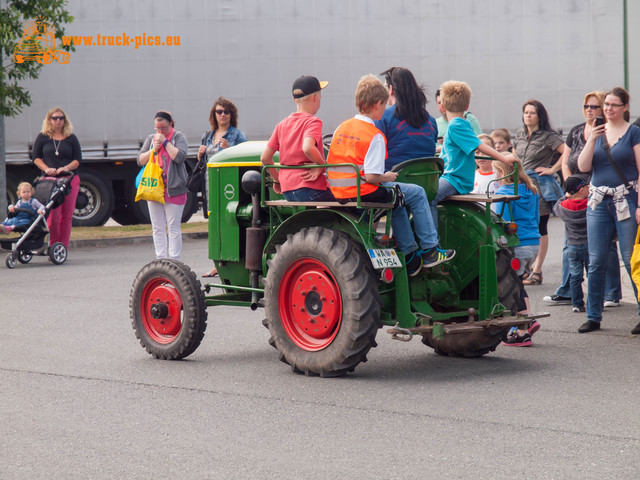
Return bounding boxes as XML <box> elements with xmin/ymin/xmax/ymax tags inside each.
<box><xmin>367</xmin><ymin>249</ymin><xmax>402</xmax><ymax>269</ymax></box>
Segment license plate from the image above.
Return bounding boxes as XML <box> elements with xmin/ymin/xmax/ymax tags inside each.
<box><xmin>367</xmin><ymin>248</ymin><xmax>402</xmax><ymax>269</ymax></box>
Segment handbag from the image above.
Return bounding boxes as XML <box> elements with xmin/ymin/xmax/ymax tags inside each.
<box><xmin>135</xmin><ymin>166</ymin><xmax>145</xmax><ymax>188</ymax></box>
<box><xmin>135</xmin><ymin>151</ymin><xmax>165</xmax><ymax>204</ymax></box>
<box><xmin>631</xmin><ymin>226</ymin><xmax>640</xmax><ymax>301</ymax></box>
<box><xmin>187</xmin><ymin>130</ymin><xmax>212</xmax><ymax>193</ymax></box>
<box><xmin>187</xmin><ymin>156</ymin><xmax>207</xmax><ymax>193</ymax></box>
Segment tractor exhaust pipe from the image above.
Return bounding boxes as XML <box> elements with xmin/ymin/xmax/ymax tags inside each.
<box><xmin>242</xmin><ymin>170</ymin><xmax>267</xmax><ymax>310</ymax></box>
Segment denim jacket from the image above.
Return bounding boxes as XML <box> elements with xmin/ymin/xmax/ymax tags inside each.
<box><xmin>526</xmin><ymin>169</ymin><xmax>564</xmax><ymax>203</ymax></box>
<box><xmin>201</xmin><ymin>126</ymin><xmax>248</xmax><ymax>159</ymax></box>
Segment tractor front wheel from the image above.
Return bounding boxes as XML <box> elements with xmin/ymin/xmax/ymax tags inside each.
<box><xmin>421</xmin><ymin>249</ymin><xmax>522</xmax><ymax>357</ymax></box>
<box><xmin>264</xmin><ymin>227</ymin><xmax>382</xmax><ymax>377</ymax></box>
<box><xmin>130</xmin><ymin>259</ymin><xmax>207</xmax><ymax>359</ymax></box>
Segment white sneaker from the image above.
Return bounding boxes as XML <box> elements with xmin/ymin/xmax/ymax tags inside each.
<box><xmin>604</xmin><ymin>300</ymin><xmax>620</xmax><ymax>308</ymax></box>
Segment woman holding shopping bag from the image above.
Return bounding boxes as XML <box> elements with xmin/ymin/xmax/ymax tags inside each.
<box><xmin>137</xmin><ymin>111</ymin><xmax>189</xmax><ymax>260</ymax></box>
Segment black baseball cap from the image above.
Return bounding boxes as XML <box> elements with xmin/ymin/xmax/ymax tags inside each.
<box><xmin>292</xmin><ymin>76</ymin><xmax>328</xmax><ymax>99</ymax></box>
<box><xmin>564</xmin><ymin>174</ymin><xmax>589</xmax><ymax>195</ymax></box>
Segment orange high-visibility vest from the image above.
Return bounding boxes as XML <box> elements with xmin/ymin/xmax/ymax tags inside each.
<box><xmin>326</xmin><ymin>118</ymin><xmax>387</xmax><ymax>199</ymax></box>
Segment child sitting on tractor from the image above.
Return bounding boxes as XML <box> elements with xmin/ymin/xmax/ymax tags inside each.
<box><xmin>430</xmin><ymin>81</ymin><xmax>515</xmax><ymax>224</ymax></box>
<box><xmin>326</xmin><ymin>74</ymin><xmax>454</xmax><ymax>276</ymax></box>
<box><xmin>261</xmin><ymin>75</ymin><xmax>335</xmax><ymax>202</ymax></box>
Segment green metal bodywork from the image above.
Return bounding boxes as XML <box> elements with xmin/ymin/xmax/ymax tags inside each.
<box><xmin>203</xmin><ymin>141</ymin><xmax>520</xmax><ymax>330</ymax></box>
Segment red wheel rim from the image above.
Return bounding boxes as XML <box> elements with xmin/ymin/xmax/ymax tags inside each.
<box><xmin>278</xmin><ymin>258</ymin><xmax>342</xmax><ymax>351</ymax></box>
<box><xmin>140</xmin><ymin>277</ymin><xmax>184</xmax><ymax>344</ymax></box>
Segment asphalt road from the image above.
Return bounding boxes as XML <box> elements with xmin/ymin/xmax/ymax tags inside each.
<box><xmin>2</xmin><ymin>218</ymin><xmax>639</xmax><ymax>479</ymax></box>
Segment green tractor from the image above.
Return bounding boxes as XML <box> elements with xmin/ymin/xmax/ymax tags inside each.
<box><xmin>130</xmin><ymin>141</ymin><xmax>544</xmax><ymax>377</ymax></box>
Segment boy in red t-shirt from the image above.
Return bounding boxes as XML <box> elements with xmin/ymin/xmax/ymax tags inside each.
<box><xmin>261</xmin><ymin>76</ymin><xmax>335</xmax><ymax>201</ymax></box>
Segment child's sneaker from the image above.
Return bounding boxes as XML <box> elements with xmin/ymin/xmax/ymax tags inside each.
<box><xmin>405</xmin><ymin>250</ymin><xmax>423</xmax><ymax>277</ymax></box>
<box><xmin>572</xmin><ymin>306</ymin><xmax>586</xmax><ymax>313</ymax></box>
<box><xmin>0</xmin><ymin>224</ymin><xmax>11</xmax><ymax>234</ymax></box>
<box><xmin>503</xmin><ymin>330</ymin><xmax>532</xmax><ymax>347</ymax></box>
<box><xmin>528</xmin><ymin>320</ymin><xmax>541</xmax><ymax>336</ymax></box>
<box><xmin>422</xmin><ymin>246</ymin><xmax>455</xmax><ymax>268</ymax></box>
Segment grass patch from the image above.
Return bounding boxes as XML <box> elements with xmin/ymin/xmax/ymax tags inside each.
<box><xmin>70</xmin><ymin>221</ymin><xmax>208</xmax><ymax>240</ymax></box>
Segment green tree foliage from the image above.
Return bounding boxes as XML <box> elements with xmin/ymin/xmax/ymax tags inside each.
<box><xmin>0</xmin><ymin>0</ymin><xmax>74</xmax><ymax>117</ymax></box>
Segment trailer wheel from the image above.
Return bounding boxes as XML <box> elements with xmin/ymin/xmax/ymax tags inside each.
<box><xmin>421</xmin><ymin>249</ymin><xmax>522</xmax><ymax>357</ymax></box>
<box><xmin>72</xmin><ymin>170</ymin><xmax>114</xmax><ymax>226</ymax></box>
<box><xmin>264</xmin><ymin>227</ymin><xmax>382</xmax><ymax>377</ymax></box>
<box><xmin>130</xmin><ymin>259</ymin><xmax>207</xmax><ymax>360</ymax></box>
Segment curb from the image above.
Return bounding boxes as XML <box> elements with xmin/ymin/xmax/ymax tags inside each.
<box><xmin>69</xmin><ymin>231</ymin><xmax>208</xmax><ymax>248</ymax></box>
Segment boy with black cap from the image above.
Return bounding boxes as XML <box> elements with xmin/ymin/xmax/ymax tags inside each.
<box><xmin>261</xmin><ymin>75</ymin><xmax>335</xmax><ymax>201</ymax></box>
<box><xmin>553</xmin><ymin>174</ymin><xmax>590</xmax><ymax>313</ymax></box>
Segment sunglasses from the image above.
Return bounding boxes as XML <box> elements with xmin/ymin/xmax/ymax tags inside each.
<box><xmin>51</xmin><ymin>116</ymin><xmax>65</xmax><ymax>121</ymax></box>
<box><xmin>215</xmin><ymin>109</ymin><xmax>230</xmax><ymax>115</ymax></box>
<box><xmin>583</xmin><ymin>105</ymin><xmax>601</xmax><ymax>110</ymax></box>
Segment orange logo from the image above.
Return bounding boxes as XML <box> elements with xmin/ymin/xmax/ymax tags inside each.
<box><xmin>13</xmin><ymin>20</ymin><xmax>70</xmax><ymax>65</ymax></box>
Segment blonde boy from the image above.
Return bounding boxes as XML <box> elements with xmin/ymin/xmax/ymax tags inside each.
<box><xmin>261</xmin><ymin>75</ymin><xmax>334</xmax><ymax>201</ymax></box>
<box><xmin>430</xmin><ymin>81</ymin><xmax>514</xmax><ymax>220</ymax></box>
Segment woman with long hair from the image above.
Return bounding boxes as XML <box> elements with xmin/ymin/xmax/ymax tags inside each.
<box><xmin>375</xmin><ymin>67</ymin><xmax>438</xmax><ymax>171</ymax></box>
<box><xmin>513</xmin><ymin>99</ymin><xmax>565</xmax><ymax>285</ymax></box>
<box><xmin>577</xmin><ymin>87</ymin><xmax>640</xmax><ymax>334</ymax></box>
<box><xmin>32</xmin><ymin>107</ymin><xmax>82</xmax><ymax>249</ymax></box>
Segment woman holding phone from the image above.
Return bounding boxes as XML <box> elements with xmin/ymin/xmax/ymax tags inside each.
<box><xmin>544</xmin><ymin>92</ymin><xmax>622</xmax><ymax>309</ymax></box>
<box><xmin>577</xmin><ymin>87</ymin><xmax>640</xmax><ymax>334</ymax></box>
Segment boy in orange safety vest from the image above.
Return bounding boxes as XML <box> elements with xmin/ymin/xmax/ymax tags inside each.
<box><xmin>327</xmin><ymin>74</ymin><xmax>455</xmax><ymax>276</ymax></box>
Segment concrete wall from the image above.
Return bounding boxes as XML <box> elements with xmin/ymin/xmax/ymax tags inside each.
<box><xmin>5</xmin><ymin>0</ymin><xmax>632</xmax><ymax>153</ymax></box>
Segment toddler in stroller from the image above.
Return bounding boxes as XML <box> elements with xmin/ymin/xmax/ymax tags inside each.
<box><xmin>0</xmin><ymin>182</ymin><xmax>45</xmax><ymax>234</ymax></box>
<box><xmin>1</xmin><ymin>173</ymin><xmax>75</xmax><ymax>268</ymax></box>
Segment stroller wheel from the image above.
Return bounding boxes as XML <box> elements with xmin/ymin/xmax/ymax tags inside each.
<box><xmin>48</xmin><ymin>242</ymin><xmax>67</xmax><ymax>265</ymax></box>
<box><xmin>5</xmin><ymin>253</ymin><xmax>17</xmax><ymax>269</ymax></box>
<box><xmin>18</xmin><ymin>251</ymin><xmax>33</xmax><ymax>264</ymax></box>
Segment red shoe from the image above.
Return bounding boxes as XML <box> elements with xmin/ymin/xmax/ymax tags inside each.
<box><xmin>503</xmin><ymin>332</ymin><xmax>532</xmax><ymax>347</ymax></box>
<box><xmin>528</xmin><ymin>321</ymin><xmax>541</xmax><ymax>337</ymax></box>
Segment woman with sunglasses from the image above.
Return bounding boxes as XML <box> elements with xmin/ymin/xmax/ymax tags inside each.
<box><xmin>32</xmin><ymin>107</ymin><xmax>82</xmax><ymax>250</ymax></box>
<box><xmin>138</xmin><ymin>111</ymin><xmax>189</xmax><ymax>260</ymax></box>
<box><xmin>513</xmin><ymin>99</ymin><xmax>565</xmax><ymax>286</ymax></box>
<box><xmin>544</xmin><ymin>92</ymin><xmax>622</xmax><ymax>309</ymax></box>
<box><xmin>577</xmin><ymin>87</ymin><xmax>640</xmax><ymax>334</ymax></box>
<box><xmin>198</xmin><ymin>97</ymin><xmax>247</xmax><ymax>277</ymax></box>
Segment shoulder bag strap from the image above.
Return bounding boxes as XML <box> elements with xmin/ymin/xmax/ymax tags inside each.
<box><xmin>603</xmin><ymin>142</ymin><xmax>632</xmax><ymax>190</ymax></box>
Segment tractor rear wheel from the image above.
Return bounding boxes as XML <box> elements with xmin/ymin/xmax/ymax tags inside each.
<box><xmin>421</xmin><ymin>249</ymin><xmax>522</xmax><ymax>357</ymax></box>
<box><xmin>264</xmin><ymin>227</ymin><xmax>382</xmax><ymax>377</ymax></box>
<box><xmin>130</xmin><ymin>259</ymin><xmax>207</xmax><ymax>359</ymax></box>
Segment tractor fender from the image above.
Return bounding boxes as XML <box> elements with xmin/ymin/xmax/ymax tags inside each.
<box><xmin>262</xmin><ymin>209</ymin><xmax>370</xmax><ymax>273</ymax></box>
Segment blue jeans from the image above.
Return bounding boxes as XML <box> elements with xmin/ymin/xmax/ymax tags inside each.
<box><xmin>429</xmin><ymin>177</ymin><xmax>460</xmax><ymax>233</ymax></box>
<box><xmin>283</xmin><ymin>188</ymin><xmax>335</xmax><ymax>202</ymax></box>
<box><xmin>567</xmin><ymin>243</ymin><xmax>589</xmax><ymax>309</ymax></box>
<box><xmin>555</xmin><ymin>239</ymin><xmax>621</xmax><ymax>301</ymax></box>
<box><xmin>586</xmin><ymin>193</ymin><xmax>640</xmax><ymax>323</ymax></box>
<box><xmin>382</xmin><ymin>181</ymin><xmax>438</xmax><ymax>255</ymax></box>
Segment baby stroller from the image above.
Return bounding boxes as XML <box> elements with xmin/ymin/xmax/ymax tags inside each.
<box><xmin>1</xmin><ymin>172</ymin><xmax>75</xmax><ymax>269</ymax></box>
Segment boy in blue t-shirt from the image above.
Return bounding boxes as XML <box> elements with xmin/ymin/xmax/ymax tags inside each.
<box><xmin>430</xmin><ymin>80</ymin><xmax>514</xmax><ymax>224</ymax></box>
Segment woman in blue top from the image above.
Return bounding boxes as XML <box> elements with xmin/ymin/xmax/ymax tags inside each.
<box><xmin>198</xmin><ymin>97</ymin><xmax>248</xmax><ymax>277</ymax></box>
<box><xmin>375</xmin><ymin>67</ymin><xmax>438</xmax><ymax>171</ymax></box>
<box><xmin>577</xmin><ymin>87</ymin><xmax>640</xmax><ymax>334</ymax></box>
